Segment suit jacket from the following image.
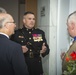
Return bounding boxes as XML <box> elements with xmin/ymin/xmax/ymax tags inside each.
<box><xmin>62</xmin><ymin>41</ymin><xmax>76</xmax><ymax>74</ymax></box>
<box><xmin>0</xmin><ymin>34</ymin><xmax>29</xmax><ymax>75</ymax></box>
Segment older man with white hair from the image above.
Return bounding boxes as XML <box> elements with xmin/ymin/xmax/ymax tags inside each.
<box><xmin>0</xmin><ymin>13</ymin><xmax>29</xmax><ymax>75</ymax></box>
<box><xmin>62</xmin><ymin>11</ymin><xmax>76</xmax><ymax>75</ymax></box>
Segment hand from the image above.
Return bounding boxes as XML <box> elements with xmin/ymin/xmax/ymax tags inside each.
<box><xmin>61</xmin><ymin>52</ymin><xmax>65</xmax><ymax>60</ymax></box>
<box><xmin>22</xmin><ymin>45</ymin><xmax>28</xmax><ymax>53</ymax></box>
<box><xmin>40</xmin><ymin>43</ymin><xmax>47</xmax><ymax>54</ymax></box>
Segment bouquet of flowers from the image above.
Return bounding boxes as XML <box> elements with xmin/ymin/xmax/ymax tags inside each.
<box><xmin>63</xmin><ymin>51</ymin><xmax>76</xmax><ymax>75</ymax></box>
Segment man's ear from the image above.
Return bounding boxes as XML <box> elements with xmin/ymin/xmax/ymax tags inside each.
<box><xmin>4</xmin><ymin>24</ymin><xmax>8</xmax><ymax>28</ymax></box>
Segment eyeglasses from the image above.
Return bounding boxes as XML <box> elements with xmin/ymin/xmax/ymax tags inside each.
<box><xmin>6</xmin><ymin>22</ymin><xmax>16</xmax><ymax>24</ymax></box>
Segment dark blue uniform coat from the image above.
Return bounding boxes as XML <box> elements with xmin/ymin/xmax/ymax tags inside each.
<box><xmin>11</xmin><ymin>27</ymin><xmax>50</xmax><ymax>75</ymax></box>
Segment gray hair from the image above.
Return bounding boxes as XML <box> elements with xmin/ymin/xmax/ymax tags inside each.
<box><xmin>0</xmin><ymin>18</ymin><xmax>5</xmax><ymax>28</ymax></box>
<box><xmin>0</xmin><ymin>7</ymin><xmax>7</xmax><ymax>13</ymax></box>
<box><xmin>67</xmin><ymin>11</ymin><xmax>76</xmax><ymax>24</ymax></box>
<box><xmin>0</xmin><ymin>7</ymin><xmax>7</xmax><ymax>28</ymax></box>
<box><xmin>0</xmin><ymin>14</ymin><xmax>10</xmax><ymax>28</ymax></box>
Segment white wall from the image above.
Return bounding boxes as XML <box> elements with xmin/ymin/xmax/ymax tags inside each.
<box><xmin>0</xmin><ymin>0</ymin><xmax>19</xmax><ymax>29</ymax></box>
<box><xmin>49</xmin><ymin>0</ymin><xmax>58</xmax><ymax>75</ymax></box>
<box><xmin>57</xmin><ymin>0</ymin><xmax>70</xmax><ymax>75</ymax></box>
<box><xmin>69</xmin><ymin>0</ymin><xmax>76</xmax><ymax>13</ymax></box>
<box><xmin>37</xmin><ymin>0</ymin><xmax>50</xmax><ymax>75</ymax></box>
<box><xmin>38</xmin><ymin>0</ymin><xmax>58</xmax><ymax>75</ymax></box>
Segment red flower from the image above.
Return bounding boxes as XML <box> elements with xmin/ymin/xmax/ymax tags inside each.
<box><xmin>65</xmin><ymin>57</ymin><xmax>70</xmax><ymax>62</ymax></box>
<box><xmin>63</xmin><ymin>51</ymin><xmax>76</xmax><ymax>75</ymax></box>
<box><xmin>70</xmin><ymin>51</ymin><xmax>76</xmax><ymax>60</ymax></box>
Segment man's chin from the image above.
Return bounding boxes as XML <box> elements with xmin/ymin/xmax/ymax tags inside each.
<box><xmin>12</xmin><ymin>31</ymin><xmax>15</xmax><ymax>35</ymax></box>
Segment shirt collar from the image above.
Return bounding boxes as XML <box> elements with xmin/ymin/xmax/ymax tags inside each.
<box><xmin>23</xmin><ymin>26</ymin><xmax>35</xmax><ymax>31</ymax></box>
<box><xmin>0</xmin><ymin>32</ymin><xmax>9</xmax><ymax>38</ymax></box>
<box><xmin>74</xmin><ymin>36</ymin><xmax>76</xmax><ymax>41</ymax></box>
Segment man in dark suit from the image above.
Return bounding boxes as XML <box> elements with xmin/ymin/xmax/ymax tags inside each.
<box><xmin>0</xmin><ymin>13</ymin><xmax>29</xmax><ymax>75</ymax></box>
<box><xmin>11</xmin><ymin>11</ymin><xmax>50</xmax><ymax>75</ymax></box>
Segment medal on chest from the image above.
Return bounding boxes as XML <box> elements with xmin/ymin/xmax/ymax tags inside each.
<box><xmin>32</xmin><ymin>34</ymin><xmax>43</xmax><ymax>42</ymax></box>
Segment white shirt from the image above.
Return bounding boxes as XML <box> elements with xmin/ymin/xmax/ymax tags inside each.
<box><xmin>0</xmin><ymin>32</ymin><xmax>9</xmax><ymax>38</ymax></box>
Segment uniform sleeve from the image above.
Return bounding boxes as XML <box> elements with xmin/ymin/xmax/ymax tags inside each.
<box><xmin>41</xmin><ymin>31</ymin><xmax>50</xmax><ymax>57</ymax></box>
<box><xmin>11</xmin><ymin>44</ymin><xmax>29</xmax><ymax>75</ymax></box>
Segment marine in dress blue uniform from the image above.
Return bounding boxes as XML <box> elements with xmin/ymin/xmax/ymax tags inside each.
<box><xmin>11</xmin><ymin>27</ymin><xmax>49</xmax><ymax>75</ymax></box>
<box><xmin>11</xmin><ymin>11</ymin><xmax>50</xmax><ymax>75</ymax></box>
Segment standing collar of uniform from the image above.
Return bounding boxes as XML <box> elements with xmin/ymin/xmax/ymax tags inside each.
<box><xmin>74</xmin><ymin>36</ymin><xmax>76</xmax><ymax>41</ymax></box>
<box><xmin>23</xmin><ymin>26</ymin><xmax>35</xmax><ymax>31</ymax></box>
<box><xmin>0</xmin><ymin>32</ymin><xmax>9</xmax><ymax>38</ymax></box>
